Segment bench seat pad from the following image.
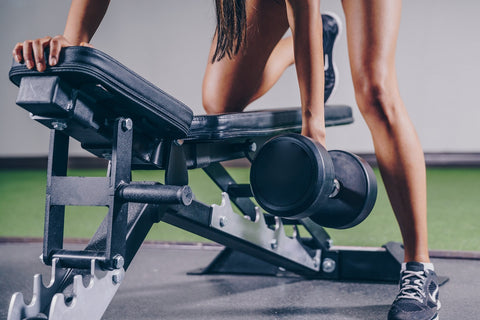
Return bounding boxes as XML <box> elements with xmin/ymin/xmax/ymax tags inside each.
<box><xmin>9</xmin><ymin>47</ymin><xmax>353</xmax><ymax>143</ymax></box>
<box><xmin>9</xmin><ymin>47</ymin><xmax>194</xmax><ymax>139</ymax></box>
<box><xmin>188</xmin><ymin>106</ymin><xmax>353</xmax><ymax>141</ymax></box>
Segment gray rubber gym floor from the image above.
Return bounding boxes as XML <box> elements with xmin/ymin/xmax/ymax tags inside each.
<box><xmin>1</xmin><ymin>242</ymin><xmax>478</xmax><ymax>320</ymax></box>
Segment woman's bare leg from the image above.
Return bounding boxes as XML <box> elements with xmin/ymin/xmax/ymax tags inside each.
<box><xmin>203</xmin><ymin>0</ymin><xmax>326</xmax><ymax>144</ymax></box>
<box><xmin>342</xmin><ymin>0</ymin><xmax>430</xmax><ymax>263</ymax></box>
<box><xmin>247</xmin><ymin>37</ymin><xmax>294</xmax><ymax>104</ymax></box>
<box><xmin>202</xmin><ymin>0</ymin><xmax>290</xmax><ymax>114</ymax></box>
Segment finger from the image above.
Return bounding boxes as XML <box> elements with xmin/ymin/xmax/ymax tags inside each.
<box><xmin>32</xmin><ymin>39</ymin><xmax>46</xmax><ymax>71</ymax></box>
<box><xmin>33</xmin><ymin>36</ymin><xmax>52</xmax><ymax>72</ymax></box>
<box><xmin>32</xmin><ymin>37</ymin><xmax>51</xmax><ymax>71</ymax></box>
<box><xmin>12</xmin><ymin>43</ymin><xmax>24</xmax><ymax>63</ymax></box>
<box><xmin>49</xmin><ymin>36</ymin><xmax>64</xmax><ymax>66</ymax></box>
<box><xmin>23</xmin><ymin>40</ymin><xmax>34</xmax><ymax>69</ymax></box>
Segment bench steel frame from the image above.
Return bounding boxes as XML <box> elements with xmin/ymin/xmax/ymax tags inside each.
<box><xmin>7</xmin><ymin>47</ymin><xmax>403</xmax><ymax>320</ymax></box>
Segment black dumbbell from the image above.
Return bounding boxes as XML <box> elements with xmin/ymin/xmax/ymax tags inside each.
<box><xmin>250</xmin><ymin>133</ymin><xmax>377</xmax><ymax>229</ymax></box>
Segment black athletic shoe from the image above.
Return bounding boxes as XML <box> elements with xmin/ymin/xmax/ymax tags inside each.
<box><xmin>322</xmin><ymin>12</ymin><xmax>341</xmax><ymax>103</ymax></box>
<box><xmin>388</xmin><ymin>262</ymin><xmax>441</xmax><ymax>320</ymax></box>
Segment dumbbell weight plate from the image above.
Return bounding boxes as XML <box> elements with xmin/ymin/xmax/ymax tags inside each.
<box><xmin>310</xmin><ymin>150</ymin><xmax>377</xmax><ymax>229</ymax></box>
<box><xmin>250</xmin><ymin>134</ymin><xmax>335</xmax><ymax>219</ymax></box>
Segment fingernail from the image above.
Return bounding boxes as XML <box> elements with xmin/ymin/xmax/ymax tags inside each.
<box><xmin>26</xmin><ymin>60</ymin><xmax>33</xmax><ymax>69</ymax></box>
<box><xmin>37</xmin><ymin>63</ymin><xmax>44</xmax><ymax>71</ymax></box>
<box><xmin>49</xmin><ymin>57</ymin><xmax>57</xmax><ymax>66</ymax></box>
<box><xmin>15</xmin><ymin>55</ymin><xmax>21</xmax><ymax>63</ymax></box>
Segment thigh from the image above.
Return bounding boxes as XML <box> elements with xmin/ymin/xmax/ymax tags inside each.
<box><xmin>203</xmin><ymin>0</ymin><xmax>289</xmax><ymax>113</ymax></box>
<box><xmin>341</xmin><ymin>0</ymin><xmax>402</xmax><ymax>90</ymax></box>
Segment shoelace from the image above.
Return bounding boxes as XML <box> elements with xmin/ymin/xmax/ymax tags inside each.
<box><xmin>397</xmin><ymin>270</ymin><xmax>427</xmax><ymax>303</ymax></box>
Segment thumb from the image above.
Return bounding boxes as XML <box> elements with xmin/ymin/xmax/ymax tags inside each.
<box><xmin>80</xmin><ymin>42</ymin><xmax>94</xmax><ymax>48</ymax></box>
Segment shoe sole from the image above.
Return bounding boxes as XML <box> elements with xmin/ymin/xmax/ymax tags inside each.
<box><xmin>322</xmin><ymin>11</ymin><xmax>343</xmax><ymax>103</ymax></box>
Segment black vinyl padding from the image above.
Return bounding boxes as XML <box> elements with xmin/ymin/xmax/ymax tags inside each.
<box><xmin>9</xmin><ymin>47</ymin><xmax>194</xmax><ymax>138</ymax></box>
<box><xmin>188</xmin><ymin>106</ymin><xmax>353</xmax><ymax>141</ymax></box>
<box><xmin>9</xmin><ymin>47</ymin><xmax>353</xmax><ymax>142</ymax></box>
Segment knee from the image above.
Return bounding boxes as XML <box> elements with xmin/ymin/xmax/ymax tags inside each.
<box><xmin>202</xmin><ymin>92</ymin><xmax>225</xmax><ymax>115</ymax></box>
<box><xmin>202</xmin><ymin>77</ymin><xmax>248</xmax><ymax>115</ymax></box>
<box><xmin>353</xmin><ymin>72</ymin><xmax>402</xmax><ymax>128</ymax></box>
<box><xmin>202</xmin><ymin>78</ymin><xmax>228</xmax><ymax>115</ymax></box>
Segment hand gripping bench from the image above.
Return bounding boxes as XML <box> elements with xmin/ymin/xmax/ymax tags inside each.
<box><xmin>7</xmin><ymin>47</ymin><xmax>404</xmax><ymax>320</ymax></box>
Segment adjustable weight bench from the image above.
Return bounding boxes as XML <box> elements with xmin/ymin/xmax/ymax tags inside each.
<box><xmin>7</xmin><ymin>47</ymin><xmax>404</xmax><ymax>320</ymax></box>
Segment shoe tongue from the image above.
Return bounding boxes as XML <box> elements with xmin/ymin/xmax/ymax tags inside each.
<box><xmin>405</xmin><ymin>262</ymin><xmax>425</xmax><ymax>272</ymax></box>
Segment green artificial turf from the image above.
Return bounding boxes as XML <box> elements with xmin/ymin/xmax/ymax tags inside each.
<box><xmin>0</xmin><ymin>167</ymin><xmax>479</xmax><ymax>251</ymax></box>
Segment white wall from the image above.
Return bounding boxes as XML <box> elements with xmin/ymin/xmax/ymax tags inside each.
<box><xmin>1</xmin><ymin>0</ymin><xmax>479</xmax><ymax>157</ymax></box>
